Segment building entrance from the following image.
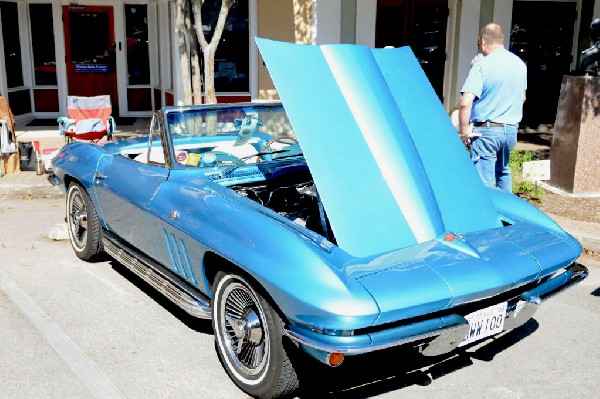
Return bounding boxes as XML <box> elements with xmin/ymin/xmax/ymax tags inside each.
<box><xmin>62</xmin><ymin>6</ymin><xmax>119</xmax><ymax>115</ymax></box>
<box><xmin>375</xmin><ymin>0</ymin><xmax>449</xmax><ymax>101</ymax></box>
<box><xmin>510</xmin><ymin>1</ymin><xmax>577</xmax><ymax>127</ymax></box>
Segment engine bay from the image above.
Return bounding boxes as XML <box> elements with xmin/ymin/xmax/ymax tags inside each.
<box><xmin>228</xmin><ymin>163</ymin><xmax>332</xmax><ymax>240</ymax></box>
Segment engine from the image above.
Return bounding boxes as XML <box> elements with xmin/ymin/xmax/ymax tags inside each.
<box><xmin>229</xmin><ymin>168</ymin><xmax>328</xmax><ymax>237</ymax></box>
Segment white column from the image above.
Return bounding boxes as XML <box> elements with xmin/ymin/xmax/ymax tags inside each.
<box><xmin>53</xmin><ymin>1</ymin><xmax>68</xmax><ymax>116</ymax></box>
<box><xmin>455</xmin><ymin>0</ymin><xmax>481</xmax><ymax>104</ymax></box>
<box><xmin>443</xmin><ymin>0</ymin><xmax>459</xmax><ymax>110</ymax></box>
<box><xmin>113</xmin><ymin>3</ymin><xmax>127</xmax><ymax>114</ymax></box>
<box><xmin>355</xmin><ymin>0</ymin><xmax>376</xmax><ymax>47</ymax></box>
<box><xmin>249</xmin><ymin>0</ymin><xmax>258</xmax><ymax>100</ymax></box>
<box><xmin>313</xmin><ymin>0</ymin><xmax>342</xmax><ymax>44</ymax></box>
<box><xmin>157</xmin><ymin>1</ymin><xmax>172</xmax><ymax>108</ymax></box>
<box><xmin>170</xmin><ymin>1</ymin><xmax>183</xmax><ymax>106</ymax></box>
<box><xmin>148</xmin><ymin>3</ymin><xmax>159</xmax><ymax>89</ymax></box>
<box><xmin>493</xmin><ymin>0</ymin><xmax>514</xmax><ymax>36</ymax></box>
<box><xmin>18</xmin><ymin>3</ymin><xmax>32</xmax><ymax>90</ymax></box>
<box><xmin>0</xmin><ymin>6</ymin><xmax>6</xmax><ymax>99</ymax></box>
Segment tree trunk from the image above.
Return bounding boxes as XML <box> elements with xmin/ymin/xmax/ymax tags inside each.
<box><xmin>203</xmin><ymin>46</ymin><xmax>216</xmax><ymax>104</ymax></box>
<box><xmin>176</xmin><ymin>0</ymin><xmax>192</xmax><ymax>104</ymax></box>
<box><xmin>193</xmin><ymin>0</ymin><xmax>234</xmax><ymax>104</ymax></box>
<box><xmin>191</xmin><ymin>36</ymin><xmax>203</xmax><ymax>105</ymax></box>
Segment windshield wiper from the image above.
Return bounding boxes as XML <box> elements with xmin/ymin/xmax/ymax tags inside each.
<box><xmin>241</xmin><ymin>149</ymin><xmax>290</xmax><ymax>160</ymax></box>
<box><xmin>217</xmin><ymin>164</ymin><xmax>244</xmax><ymax>179</ymax></box>
<box><xmin>270</xmin><ymin>151</ymin><xmax>304</xmax><ymax>160</ymax></box>
<box><xmin>216</xmin><ymin>150</ymin><xmax>304</xmax><ymax>180</ymax></box>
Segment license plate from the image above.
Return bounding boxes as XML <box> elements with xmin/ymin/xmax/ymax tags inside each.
<box><xmin>459</xmin><ymin>302</ymin><xmax>508</xmax><ymax>347</ymax></box>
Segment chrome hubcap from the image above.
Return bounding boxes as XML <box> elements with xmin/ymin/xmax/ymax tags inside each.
<box><xmin>69</xmin><ymin>190</ymin><xmax>88</xmax><ymax>248</ymax></box>
<box><xmin>228</xmin><ymin>309</ymin><xmax>263</xmax><ymax>354</ymax></box>
<box><xmin>221</xmin><ymin>282</ymin><xmax>268</xmax><ymax>375</ymax></box>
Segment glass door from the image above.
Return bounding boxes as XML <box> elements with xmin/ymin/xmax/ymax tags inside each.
<box><xmin>375</xmin><ymin>0</ymin><xmax>449</xmax><ymax>101</ymax></box>
<box><xmin>62</xmin><ymin>6</ymin><xmax>118</xmax><ymax>114</ymax></box>
<box><xmin>511</xmin><ymin>1</ymin><xmax>577</xmax><ymax>127</ymax></box>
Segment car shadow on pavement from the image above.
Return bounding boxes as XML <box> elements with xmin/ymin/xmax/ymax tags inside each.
<box><xmin>108</xmin><ymin>259</ymin><xmax>214</xmax><ymax>335</ymax></box>
<box><xmin>103</xmin><ymin>255</ymin><xmax>542</xmax><ymax>399</ymax></box>
<box><xmin>295</xmin><ymin>318</ymin><xmax>539</xmax><ymax>398</ymax></box>
<box><xmin>591</xmin><ymin>287</ymin><xmax>600</xmax><ymax>297</ymax></box>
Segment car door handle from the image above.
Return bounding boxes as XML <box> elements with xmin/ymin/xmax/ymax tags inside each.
<box><xmin>95</xmin><ymin>172</ymin><xmax>107</xmax><ymax>180</ymax></box>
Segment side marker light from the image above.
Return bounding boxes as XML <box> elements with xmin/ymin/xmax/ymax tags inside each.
<box><xmin>328</xmin><ymin>352</ymin><xmax>344</xmax><ymax>367</ymax></box>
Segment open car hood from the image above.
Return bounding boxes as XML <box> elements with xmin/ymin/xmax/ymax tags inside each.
<box><xmin>256</xmin><ymin>38</ymin><xmax>503</xmax><ymax>257</ymax></box>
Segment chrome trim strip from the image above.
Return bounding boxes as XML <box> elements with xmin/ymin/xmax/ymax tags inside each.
<box><xmin>284</xmin><ymin>321</ymin><xmax>468</xmax><ymax>355</ymax></box>
<box><xmin>103</xmin><ymin>237</ymin><xmax>211</xmax><ymax>319</ymax></box>
<box><xmin>527</xmin><ymin>262</ymin><xmax>588</xmax><ymax>302</ymax></box>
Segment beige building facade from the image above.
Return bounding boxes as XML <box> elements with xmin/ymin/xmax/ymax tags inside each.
<box><xmin>0</xmin><ymin>0</ymin><xmax>597</xmax><ymax>125</ymax></box>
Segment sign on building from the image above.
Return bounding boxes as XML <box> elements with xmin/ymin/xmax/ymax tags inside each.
<box><xmin>75</xmin><ymin>63</ymin><xmax>109</xmax><ymax>73</ymax></box>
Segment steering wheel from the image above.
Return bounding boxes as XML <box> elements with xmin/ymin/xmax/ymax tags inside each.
<box><xmin>256</xmin><ymin>136</ymin><xmax>299</xmax><ymax>162</ymax></box>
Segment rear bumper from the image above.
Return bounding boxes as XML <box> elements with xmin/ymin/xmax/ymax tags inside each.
<box><xmin>285</xmin><ymin>263</ymin><xmax>588</xmax><ymax>357</ymax></box>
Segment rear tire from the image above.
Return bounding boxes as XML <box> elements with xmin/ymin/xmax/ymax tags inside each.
<box><xmin>66</xmin><ymin>183</ymin><xmax>103</xmax><ymax>260</ymax></box>
<box><xmin>212</xmin><ymin>272</ymin><xmax>299</xmax><ymax>398</ymax></box>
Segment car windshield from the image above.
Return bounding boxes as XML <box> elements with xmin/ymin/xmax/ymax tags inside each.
<box><xmin>164</xmin><ymin>104</ymin><xmax>302</xmax><ymax>169</ymax></box>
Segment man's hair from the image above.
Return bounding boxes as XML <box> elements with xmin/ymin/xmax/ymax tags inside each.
<box><xmin>480</xmin><ymin>23</ymin><xmax>504</xmax><ymax>45</ymax></box>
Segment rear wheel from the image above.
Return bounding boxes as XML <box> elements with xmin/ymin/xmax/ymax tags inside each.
<box><xmin>66</xmin><ymin>183</ymin><xmax>103</xmax><ymax>260</ymax></box>
<box><xmin>212</xmin><ymin>272</ymin><xmax>299</xmax><ymax>398</ymax></box>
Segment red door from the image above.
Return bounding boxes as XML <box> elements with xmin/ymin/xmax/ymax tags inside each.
<box><xmin>62</xmin><ymin>6</ymin><xmax>118</xmax><ymax>114</ymax></box>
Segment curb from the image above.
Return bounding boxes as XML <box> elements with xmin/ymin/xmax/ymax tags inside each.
<box><xmin>562</xmin><ymin>231</ymin><xmax>600</xmax><ymax>255</ymax></box>
<box><xmin>578</xmin><ymin>237</ymin><xmax>600</xmax><ymax>254</ymax></box>
<box><xmin>548</xmin><ymin>214</ymin><xmax>600</xmax><ymax>254</ymax></box>
<box><xmin>0</xmin><ymin>183</ymin><xmax>65</xmax><ymax>200</ymax></box>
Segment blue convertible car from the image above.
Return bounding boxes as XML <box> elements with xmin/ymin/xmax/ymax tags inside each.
<box><xmin>52</xmin><ymin>39</ymin><xmax>587</xmax><ymax>398</ymax></box>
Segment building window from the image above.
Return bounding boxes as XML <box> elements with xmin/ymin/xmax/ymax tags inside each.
<box><xmin>69</xmin><ymin>11</ymin><xmax>113</xmax><ymax>67</ymax></box>
<box><xmin>125</xmin><ymin>4</ymin><xmax>150</xmax><ymax>85</ymax></box>
<box><xmin>29</xmin><ymin>4</ymin><xmax>57</xmax><ymax>86</ymax></box>
<box><xmin>200</xmin><ymin>0</ymin><xmax>249</xmax><ymax>93</ymax></box>
<box><xmin>1</xmin><ymin>2</ymin><xmax>24</xmax><ymax>88</ymax></box>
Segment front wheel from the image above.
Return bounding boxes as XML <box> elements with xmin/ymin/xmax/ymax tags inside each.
<box><xmin>212</xmin><ymin>272</ymin><xmax>299</xmax><ymax>398</ymax></box>
<box><xmin>66</xmin><ymin>183</ymin><xmax>103</xmax><ymax>260</ymax></box>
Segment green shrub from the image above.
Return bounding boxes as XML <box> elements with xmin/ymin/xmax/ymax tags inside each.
<box><xmin>509</xmin><ymin>149</ymin><xmax>546</xmax><ymax>201</ymax></box>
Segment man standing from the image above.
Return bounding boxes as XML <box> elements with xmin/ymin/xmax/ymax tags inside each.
<box><xmin>458</xmin><ymin>23</ymin><xmax>527</xmax><ymax>192</ymax></box>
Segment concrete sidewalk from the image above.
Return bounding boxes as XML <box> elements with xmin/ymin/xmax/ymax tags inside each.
<box><xmin>1</xmin><ymin>118</ymin><xmax>149</xmax><ymax>198</ymax></box>
<box><xmin>1</xmin><ymin>120</ymin><xmax>599</xmax><ymax>254</ymax></box>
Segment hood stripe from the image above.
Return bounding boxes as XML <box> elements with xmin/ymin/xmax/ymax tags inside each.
<box><xmin>321</xmin><ymin>45</ymin><xmax>445</xmax><ymax>244</ymax></box>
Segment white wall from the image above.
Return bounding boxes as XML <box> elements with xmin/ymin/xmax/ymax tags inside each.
<box><xmin>455</xmin><ymin>0</ymin><xmax>481</xmax><ymax>104</ymax></box>
<box><xmin>355</xmin><ymin>0</ymin><xmax>376</xmax><ymax>47</ymax></box>
<box><xmin>313</xmin><ymin>0</ymin><xmax>341</xmax><ymax>44</ymax></box>
<box><xmin>0</xmin><ymin>7</ymin><xmax>7</xmax><ymax>100</ymax></box>
<box><xmin>493</xmin><ymin>0</ymin><xmax>514</xmax><ymax>36</ymax></box>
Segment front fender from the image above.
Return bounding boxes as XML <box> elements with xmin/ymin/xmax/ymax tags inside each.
<box><xmin>149</xmin><ymin>179</ymin><xmax>380</xmax><ymax>332</ymax></box>
<box><xmin>487</xmin><ymin>187</ymin><xmax>582</xmax><ymax>253</ymax></box>
<box><xmin>488</xmin><ymin>188</ymin><xmax>561</xmax><ymax>232</ymax></box>
<box><xmin>52</xmin><ymin>143</ymin><xmax>105</xmax><ymax>193</ymax></box>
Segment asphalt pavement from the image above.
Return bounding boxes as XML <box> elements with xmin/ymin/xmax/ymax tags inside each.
<box><xmin>0</xmin><ymin>197</ymin><xmax>599</xmax><ymax>398</ymax></box>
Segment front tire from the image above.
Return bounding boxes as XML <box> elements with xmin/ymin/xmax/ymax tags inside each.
<box><xmin>212</xmin><ymin>272</ymin><xmax>299</xmax><ymax>398</ymax></box>
<box><xmin>66</xmin><ymin>183</ymin><xmax>103</xmax><ymax>260</ymax></box>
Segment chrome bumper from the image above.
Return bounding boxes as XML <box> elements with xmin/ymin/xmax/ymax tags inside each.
<box><xmin>285</xmin><ymin>263</ymin><xmax>588</xmax><ymax>358</ymax></box>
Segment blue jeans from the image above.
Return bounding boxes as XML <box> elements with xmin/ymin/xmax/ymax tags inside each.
<box><xmin>469</xmin><ymin>124</ymin><xmax>518</xmax><ymax>192</ymax></box>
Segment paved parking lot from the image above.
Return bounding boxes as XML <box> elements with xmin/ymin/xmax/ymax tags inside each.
<box><xmin>1</xmin><ymin>198</ymin><xmax>599</xmax><ymax>398</ymax></box>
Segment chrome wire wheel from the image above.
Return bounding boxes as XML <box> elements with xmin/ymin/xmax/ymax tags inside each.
<box><xmin>66</xmin><ymin>183</ymin><xmax>102</xmax><ymax>260</ymax></box>
<box><xmin>219</xmin><ymin>279</ymin><xmax>269</xmax><ymax>377</ymax></box>
<box><xmin>212</xmin><ymin>272</ymin><xmax>300</xmax><ymax>398</ymax></box>
<box><xmin>67</xmin><ymin>186</ymin><xmax>88</xmax><ymax>250</ymax></box>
